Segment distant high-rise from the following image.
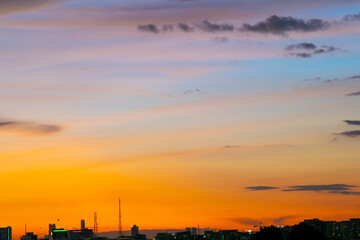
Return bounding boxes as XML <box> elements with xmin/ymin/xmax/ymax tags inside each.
<box><xmin>81</xmin><ymin>220</ymin><xmax>85</xmax><ymax>230</ymax></box>
<box><xmin>0</xmin><ymin>227</ymin><xmax>12</xmax><ymax>240</ymax></box>
<box><xmin>49</xmin><ymin>224</ymin><xmax>56</xmax><ymax>236</ymax></box>
<box><xmin>131</xmin><ymin>225</ymin><xmax>139</xmax><ymax>237</ymax></box>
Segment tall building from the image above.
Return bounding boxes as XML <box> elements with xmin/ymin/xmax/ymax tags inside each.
<box><xmin>131</xmin><ymin>225</ymin><xmax>139</xmax><ymax>237</ymax></box>
<box><xmin>49</xmin><ymin>224</ymin><xmax>56</xmax><ymax>236</ymax></box>
<box><xmin>81</xmin><ymin>220</ymin><xmax>85</xmax><ymax>230</ymax></box>
<box><xmin>0</xmin><ymin>227</ymin><xmax>12</xmax><ymax>240</ymax></box>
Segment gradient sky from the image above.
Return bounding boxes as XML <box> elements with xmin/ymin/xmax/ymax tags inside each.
<box><xmin>1</xmin><ymin>0</ymin><xmax>360</xmax><ymax>239</ymax></box>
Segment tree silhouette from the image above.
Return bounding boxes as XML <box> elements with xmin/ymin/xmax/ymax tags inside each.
<box><xmin>289</xmin><ymin>223</ymin><xmax>329</xmax><ymax>240</ymax></box>
<box><xmin>250</xmin><ymin>226</ymin><xmax>283</xmax><ymax>240</ymax></box>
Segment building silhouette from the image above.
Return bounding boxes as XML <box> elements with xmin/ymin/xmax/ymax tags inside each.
<box><xmin>50</xmin><ymin>229</ymin><xmax>67</xmax><ymax>240</ymax></box>
<box><xmin>21</xmin><ymin>232</ymin><xmax>38</xmax><ymax>240</ymax></box>
<box><xmin>68</xmin><ymin>229</ymin><xmax>93</xmax><ymax>240</ymax></box>
<box><xmin>155</xmin><ymin>233</ymin><xmax>173</xmax><ymax>240</ymax></box>
<box><xmin>302</xmin><ymin>218</ymin><xmax>360</xmax><ymax>240</ymax></box>
<box><xmin>131</xmin><ymin>225</ymin><xmax>139</xmax><ymax>237</ymax></box>
<box><xmin>49</xmin><ymin>224</ymin><xmax>56</xmax><ymax>236</ymax></box>
<box><xmin>81</xmin><ymin>220</ymin><xmax>85</xmax><ymax>231</ymax></box>
<box><xmin>0</xmin><ymin>227</ymin><xmax>12</xmax><ymax>240</ymax></box>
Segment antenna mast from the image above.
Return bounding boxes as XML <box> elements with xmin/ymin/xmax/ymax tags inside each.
<box><xmin>118</xmin><ymin>198</ymin><xmax>122</xmax><ymax>237</ymax></box>
<box><xmin>94</xmin><ymin>212</ymin><xmax>98</xmax><ymax>238</ymax></box>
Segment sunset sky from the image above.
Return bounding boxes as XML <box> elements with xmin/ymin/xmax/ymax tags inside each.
<box><xmin>1</xmin><ymin>0</ymin><xmax>360</xmax><ymax>239</ymax></box>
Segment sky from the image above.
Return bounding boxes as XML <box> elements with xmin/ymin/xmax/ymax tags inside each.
<box><xmin>0</xmin><ymin>0</ymin><xmax>360</xmax><ymax>238</ymax></box>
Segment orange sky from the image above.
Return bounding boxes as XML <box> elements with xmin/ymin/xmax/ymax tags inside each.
<box><xmin>1</xmin><ymin>0</ymin><xmax>360</xmax><ymax>239</ymax></box>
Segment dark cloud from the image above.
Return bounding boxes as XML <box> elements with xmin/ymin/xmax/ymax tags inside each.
<box><xmin>0</xmin><ymin>119</ymin><xmax>62</xmax><ymax>135</ymax></box>
<box><xmin>245</xmin><ymin>186</ymin><xmax>278</xmax><ymax>191</ymax></box>
<box><xmin>241</xmin><ymin>15</ymin><xmax>329</xmax><ymax>35</ymax></box>
<box><xmin>284</xmin><ymin>184</ymin><xmax>358</xmax><ymax>193</ymax></box>
<box><xmin>344</xmin><ymin>120</ymin><xmax>360</xmax><ymax>126</ymax></box>
<box><xmin>0</xmin><ymin>121</ymin><xmax>14</xmax><ymax>127</ymax></box>
<box><xmin>348</xmin><ymin>75</ymin><xmax>360</xmax><ymax>79</ymax></box>
<box><xmin>285</xmin><ymin>43</ymin><xmax>340</xmax><ymax>58</ymax></box>
<box><xmin>178</xmin><ymin>23</ymin><xmax>194</xmax><ymax>32</ymax></box>
<box><xmin>313</xmin><ymin>45</ymin><xmax>338</xmax><ymax>54</ymax></box>
<box><xmin>343</xmin><ymin>12</ymin><xmax>360</xmax><ymax>21</ymax></box>
<box><xmin>138</xmin><ymin>24</ymin><xmax>173</xmax><ymax>33</ymax></box>
<box><xmin>246</xmin><ymin>184</ymin><xmax>360</xmax><ymax>195</ymax></box>
<box><xmin>285</xmin><ymin>42</ymin><xmax>317</xmax><ymax>51</ymax></box>
<box><xmin>332</xmin><ymin>191</ymin><xmax>360</xmax><ymax>195</ymax></box>
<box><xmin>197</xmin><ymin>20</ymin><xmax>235</xmax><ymax>32</ymax></box>
<box><xmin>335</xmin><ymin>130</ymin><xmax>360</xmax><ymax>137</ymax></box>
<box><xmin>346</xmin><ymin>91</ymin><xmax>360</xmax><ymax>96</ymax></box>
<box><xmin>138</xmin><ymin>24</ymin><xmax>159</xmax><ymax>33</ymax></box>
<box><xmin>288</xmin><ymin>52</ymin><xmax>312</xmax><ymax>58</ymax></box>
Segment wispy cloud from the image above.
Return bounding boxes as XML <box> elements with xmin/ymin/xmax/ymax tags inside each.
<box><xmin>0</xmin><ymin>118</ymin><xmax>62</xmax><ymax>136</ymax></box>
<box><xmin>343</xmin><ymin>12</ymin><xmax>360</xmax><ymax>22</ymax></box>
<box><xmin>346</xmin><ymin>91</ymin><xmax>360</xmax><ymax>96</ymax></box>
<box><xmin>343</xmin><ymin>120</ymin><xmax>360</xmax><ymax>126</ymax></box>
<box><xmin>224</xmin><ymin>144</ymin><xmax>293</xmax><ymax>149</ymax></box>
<box><xmin>240</xmin><ymin>15</ymin><xmax>329</xmax><ymax>35</ymax></box>
<box><xmin>230</xmin><ymin>215</ymin><xmax>295</xmax><ymax>226</ymax></box>
<box><xmin>138</xmin><ymin>24</ymin><xmax>173</xmax><ymax>33</ymax></box>
<box><xmin>183</xmin><ymin>89</ymin><xmax>207</xmax><ymax>95</ymax></box>
<box><xmin>284</xmin><ymin>184</ymin><xmax>354</xmax><ymax>192</ymax></box>
<box><xmin>348</xmin><ymin>75</ymin><xmax>360</xmax><ymax>80</ymax></box>
<box><xmin>285</xmin><ymin>42</ymin><xmax>342</xmax><ymax>58</ymax></box>
<box><xmin>335</xmin><ymin>130</ymin><xmax>360</xmax><ymax>137</ymax></box>
<box><xmin>230</xmin><ymin>217</ymin><xmax>260</xmax><ymax>226</ymax></box>
<box><xmin>196</xmin><ymin>20</ymin><xmax>235</xmax><ymax>32</ymax></box>
<box><xmin>285</xmin><ymin>42</ymin><xmax>317</xmax><ymax>51</ymax></box>
<box><xmin>178</xmin><ymin>23</ymin><xmax>194</xmax><ymax>32</ymax></box>
<box><xmin>0</xmin><ymin>0</ymin><xmax>59</xmax><ymax>15</ymax></box>
<box><xmin>273</xmin><ymin>216</ymin><xmax>295</xmax><ymax>225</ymax></box>
<box><xmin>245</xmin><ymin>184</ymin><xmax>360</xmax><ymax>195</ymax></box>
<box><xmin>245</xmin><ymin>186</ymin><xmax>279</xmax><ymax>191</ymax></box>
<box><xmin>288</xmin><ymin>52</ymin><xmax>312</xmax><ymax>58</ymax></box>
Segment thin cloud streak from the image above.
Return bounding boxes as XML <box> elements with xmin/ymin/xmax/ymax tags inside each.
<box><xmin>335</xmin><ymin>130</ymin><xmax>360</xmax><ymax>137</ymax></box>
<box><xmin>240</xmin><ymin>15</ymin><xmax>329</xmax><ymax>35</ymax></box>
<box><xmin>245</xmin><ymin>186</ymin><xmax>279</xmax><ymax>191</ymax></box>
<box><xmin>0</xmin><ymin>0</ymin><xmax>59</xmax><ymax>15</ymax></box>
<box><xmin>245</xmin><ymin>184</ymin><xmax>360</xmax><ymax>196</ymax></box>
<box><xmin>343</xmin><ymin>120</ymin><xmax>360</xmax><ymax>126</ymax></box>
<box><xmin>0</xmin><ymin>118</ymin><xmax>62</xmax><ymax>136</ymax></box>
<box><xmin>346</xmin><ymin>91</ymin><xmax>360</xmax><ymax>96</ymax></box>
